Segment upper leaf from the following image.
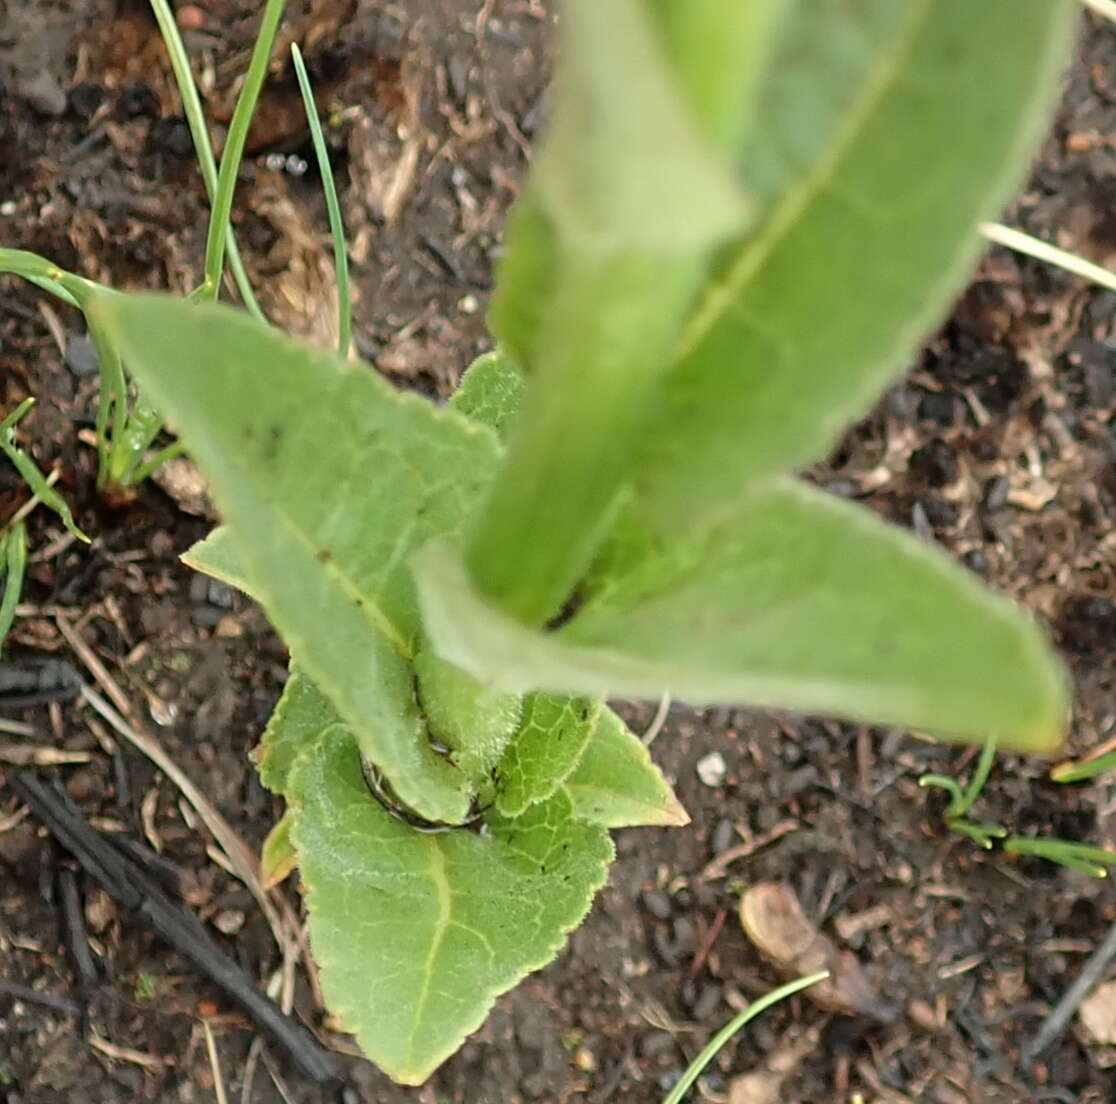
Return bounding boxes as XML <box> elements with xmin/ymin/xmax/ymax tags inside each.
<box><xmin>533</xmin><ymin>0</ymin><xmax>744</xmax><ymax>255</ymax></box>
<box><xmin>631</xmin><ymin>0</ymin><xmax>1075</xmax><ymax>531</ymax></box>
<box><xmin>289</xmin><ymin>726</ymin><xmax>612</xmax><ymax>1085</ymax></box>
<box><xmin>92</xmin><ymin>293</ymin><xmax>502</xmax><ymax>824</ymax></box>
<box><xmin>417</xmin><ymin>477</ymin><xmax>1068</xmax><ymax>752</ymax></box>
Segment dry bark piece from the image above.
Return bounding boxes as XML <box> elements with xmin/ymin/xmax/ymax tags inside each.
<box><xmin>739</xmin><ymin>882</ymin><xmax>895</xmax><ymax>1023</ymax></box>
<box><xmin>1079</xmin><ymin>978</ymin><xmax>1116</xmax><ymax>1045</ymax></box>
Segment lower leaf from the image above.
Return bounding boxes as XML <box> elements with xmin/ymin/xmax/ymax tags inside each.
<box><xmin>288</xmin><ymin>726</ymin><xmax>613</xmax><ymax>1085</ymax></box>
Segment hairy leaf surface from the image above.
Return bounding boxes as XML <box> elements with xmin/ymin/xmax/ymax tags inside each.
<box><xmin>93</xmin><ymin>293</ymin><xmax>501</xmax><ymax>823</ymax></box>
<box><xmin>631</xmin><ymin>0</ymin><xmax>1074</xmax><ymax>530</ymax></box>
<box><xmin>562</xmin><ymin>707</ymin><xmax>689</xmax><ymax>828</ymax></box>
<box><xmin>495</xmin><ymin>694</ymin><xmax>599</xmax><ymax>817</ymax></box>
<box><xmin>448</xmin><ymin>351</ymin><xmax>526</xmax><ymax>442</ymax></box>
<box><xmin>289</xmin><ymin>726</ymin><xmax>612</xmax><ymax>1085</ymax></box>
<box><xmin>417</xmin><ymin>478</ymin><xmax>1067</xmax><ymax>752</ymax></box>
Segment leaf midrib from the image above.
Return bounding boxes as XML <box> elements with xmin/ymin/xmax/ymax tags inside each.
<box><xmin>404</xmin><ymin>836</ymin><xmax>453</xmax><ymax>1069</ymax></box>
<box><xmin>674</xmin><ymin>0</ymin><xmax>935</xmax><ymax>362</ymax></box>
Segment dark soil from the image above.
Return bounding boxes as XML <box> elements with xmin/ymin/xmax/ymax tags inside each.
<box><xmin>4</xmin><ymin>3</ymin><xmax>1116</xmax><ymax>1102</ymax></box>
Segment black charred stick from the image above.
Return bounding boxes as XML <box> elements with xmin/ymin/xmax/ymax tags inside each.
<box><xmin>0</xmin><ymin>979</ymin><xmax>82</xmax><ymax>1017</ymax></box>
<box><xmin>108</xmin><ymin>835</ymin><xmax>203</xmax><ymax>902</ymax></box>
<box><xmin>111</xmin><ymin>746</ymin><xmax>130</xmax><ymax>809</ymax></box>
<box><xmin>0</xmin><ymin>658</ymin><xmax>81</xmax><ymax>709</ymax></box>
<box><xmin>7</xmin><ymin>772</ymin><xmax>335</xmax><ymax>1084</ymax></box>
<box><xmin>57</xmin><ymin>866</ymin><xmax>103</xmax><ymax>989</ymax></box>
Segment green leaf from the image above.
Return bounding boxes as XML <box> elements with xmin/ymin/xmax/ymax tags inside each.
<box><xmin>0</xmin><ymin>523</ymin><xmax>28</xmax><ymax>652</ymax></box>
<box><xmin>93</xmin><ymin>293</ymin><xmax>502</xmax><ymax>824</ymax></box>
<box><xmin>260</xmin><ymin>810</ymin><xmax>298</xmax><ymax>890</ymax></box>
<box><xmin>486</xmin><ymin>192</ymin><xmax>558</xmax><ymax>372</ymax></box>
<box><xmin>648</xmin><ymin>0</ymin><xmax>785</xmax><ymax>152</ymax></box>
<box><xmin>413</xmin><ymin>642</ymin><xmax>522</xmax><ymax>789</ymax></box>
<box><xmin>631</xmin><ymin>0</ymin><xmax>1075</xmax><ymax>531</ymax></box>
<box><xmin>562</xmin><ymin>706</ymin><xmax>689</xmax><ymax>829</ymax></box>
<box><xmin>288</xmin><ymin>725</ymin><xmax>613</xmax><ymax>1085</ymax></box>
<box><xmin>533</xmin><ymin>0</ymin><xmax>744</xmax><ymax>255</ymax></box>
<box><xmin>181</xmin><ymin>525</ymin><xmax>251</xmax><ymax>594</ymax></box>
<box><xmin>465</xmin><ymin>0</ymin><xmax>752</xmax><ymax>625</ymax></box>
<box><xmin>495</xmin><ymin>694</ymin><xmax>599</xmax><ymax>818</ymax></box>
<box><xmin>417</xmin><ymin>477</ymin><xmax>1067</xmax><ymax>752</ymax></box>
<box><xmin>448</xmin><ymin>350</ymin><xmax>527</xmax><ymax>443</ymax></box>
<box><xmin>255</xmin><ymin>666</ymin><xmax>340</xmax><ymax>795</ymax></box>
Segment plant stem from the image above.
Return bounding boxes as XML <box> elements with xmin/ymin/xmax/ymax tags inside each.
<box><xmin>954</xmin><ymin>734</ymin><xmax>997</xmax><ymax>819</ymax></box>
<box><xmin>201</xmin><ymin>0</ymin><xmax>286</xmax><ymax>302</ymax></box>
<box><xmin>660</xmin><ymin>971</ymin><xmax>828</xmax><ymax>1104</ymax></box>
<box><xmin>130</xmin><ymin>440</ymin><xmax>187</xmax><ymax>485</ymax></box>
<box><xmin>291</xmin><ymin>42</ymin><xmax>351</xmax><ymax>357</ymax></box>
<box><xmin>147</xmin><ymin>0</ymin><xmax>265</xmax><ymax>321</ymax></box>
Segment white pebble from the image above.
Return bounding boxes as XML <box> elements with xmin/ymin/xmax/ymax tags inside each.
<box><xmin>696</xmin><ymin>751</ymin><xmax>727</xmax><ymax>787</ymax></box>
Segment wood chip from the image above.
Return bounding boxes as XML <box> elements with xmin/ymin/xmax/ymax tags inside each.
<box><xmin>739</xmin><ymin>883</ymin><xmax>895</xmax><ymax>1022</ymax></box>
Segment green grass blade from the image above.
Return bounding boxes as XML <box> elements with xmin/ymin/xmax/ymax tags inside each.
<box><xmin>981</xmin><ymin>222</ymin><xmax>1116</xmax><ymax>294</ymax></box>
<box><xmin>661</xmin><ymin>971</ymin><xmax>828</xmax><ymax>1104</ymax></box>
<box><xmin>290</xmin><ymin>42</ymin><xmax>350</xmax><ymax>357</ymax></box>
<box><xmin>1052</xmin><ymin>746</ymin><xmax>1116</xmax><ymax>783</ymax></box>
<box><xmin>955</xmin><ymin>735</ymin><xmax>998</xmax><ymax>819</ymax></box>
<box><xmin>917</xmin><ymin>774</ymin><xmax>966</xmax><ymax>816</ymax></box>
<box><xmin>202</xmin><ymin>0</ymin><xmax>285</xmax><ymax>301</ymax></box>
<box><xmin>147</xmin><ymin>0</ymin><xmax>265</xmax><ymax>320</ymax></box>
<box><xmin>1005</xmin><ymin>836</ymin><xmax>1116</xmax><ymax>877</ymax></box>
<box><xmin>0</xmin><ymin>523</ymin><xmax>28</xmax><ymax>651</ymax></box>
<box><xmin>1</xmin><ymin>400</ymin><xmax>89</xmax><ymax>543</ymax></box>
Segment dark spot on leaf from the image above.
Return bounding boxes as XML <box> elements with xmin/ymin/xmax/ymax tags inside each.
<box><xmin>263</xmin><ymin>424</ymin><xmax>283</xmax><ymax>461</ymax></box>
<box><xmin>316</xmin><ymin>547</ymin><xmax>332</xmax><ymax>563</ymax></box>
<box><xmin>545</xmin><ymin>586</ymin><xmax>585</xmax><ymax>631</ymax></box>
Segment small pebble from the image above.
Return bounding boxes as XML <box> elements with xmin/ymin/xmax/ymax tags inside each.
<box><xmin>639</xmin><ymin>1031</ymin><xmax>676</xmax><ymax>1059</ymax></box>
<box><xmin>640</xmin><ymin>889</ymin><xmax>672</xmax><ymax>921</ymax></box>
<box><xmin>691</xmin><ymin>983</ymin><xmax>722</xmax><ymax>1022</ymax></box>
<box><xmin>67</xmin><ymin>81</ymin><xmax>104</xmax><ymax>120</ymax></box>
<box><xmin>176</xmin><ymin>3</ymin><xmax>207</xmax><ymax>30</ymax></box>
<box><xmin>84</xmin><ymin>888</ymin><xmax>116</xmax><ymax>933</ymax></box>
<box><xmin>906</xmin><ymin>998</ymin><xmax>941</xmax><ymax>1033</ymax></box>
<box><xmin>696</xmin><ymin>750</ymin><xmax>727</xmax><ymax>787</ymax></box>
<box><xmin>66</xmin><ymin>334</ymin><xmax>100</xmax><ymax>378</ymax></box>
<box><xmin>711</xmin><ymin>818</ymin><xmax>735</xmax><ymax>855</ymax></box>
<box><xmin>213</xmin><ymin>909</ymin><xmax>246</xmax><ymax>935</ymax></box>
<box><xmin>572</xmin><ymin>1046</ymin><xmax>596</xmax><ymax>1072</ymax></box>
<box><xmin>652</xmin><ymin>926</ymin><xmax>678</xmax><ymax>967</ymax></box>
<box><xmin>20</xmin><ymin>71</ymin><xmax>67</xmax><ymax>116</ymax></box>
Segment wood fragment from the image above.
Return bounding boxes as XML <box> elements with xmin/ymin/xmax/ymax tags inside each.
<box><xmin>8</xmin><ymin>771</ymin><xmax>335</xmax><ymax>1084</ymax></box>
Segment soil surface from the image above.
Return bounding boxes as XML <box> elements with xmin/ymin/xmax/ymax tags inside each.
<box><xmin>5</xmin><ymin>4</ymin><xmax>1116</xmax><ymax>1103</ymax></box>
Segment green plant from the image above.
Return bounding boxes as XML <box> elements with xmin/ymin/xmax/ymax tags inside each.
<box><xmin>0</xmin><ymin>399</ymin><xmax>89</xmax><ymax>650</ymax></box>
<box><xmin>2</xmin><ymin>0</ymin><xmax>1080</xmax><ymax>1085</ymax></box>
<box><xmin>1051</xmin><ymin>739</ymin><xmax>1116</xmax><ymax>783</ymax></box>
<box><xmin>0</xmin><ymin>0</ymin><xmax>275</xmax><ymax>496</ymax></box>
<box><xmin>662</xmin><ymin>971</ymin><xmax>828</xmax><ymax>1104</ymax></box>
<box><xmin>920</xmin><ymin>737</ymin><xmax>1116</xmax><ymax>877</ymax></box>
